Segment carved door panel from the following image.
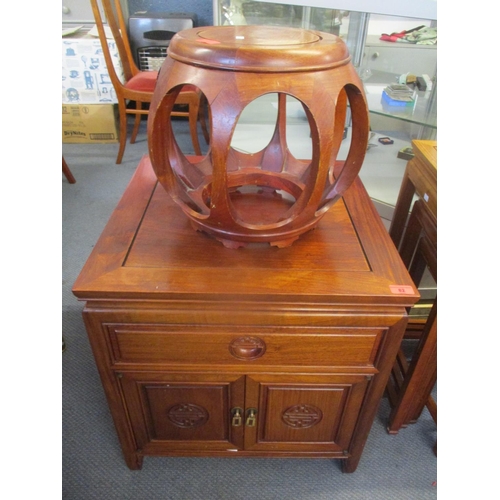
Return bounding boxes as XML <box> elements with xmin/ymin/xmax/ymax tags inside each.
<box><xmin>119</xmin><ymin>372</ymin><xmax>245</xmax><ymax>454</ymax></box>
<box><xmin>244</xmin><ymin>374</ymin><xmax>370</xmax><ymax>453</ymax></box>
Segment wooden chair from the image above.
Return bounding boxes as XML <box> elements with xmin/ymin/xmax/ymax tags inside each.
<box><xmin>90</xmin><ymin>0</ymin><xmax>208</xmax><ymax>164</ymax></box>
<box><xmin>386</xmin><ymin>198</ymin><xmax>437</xmax><ymax>436</ymax></box>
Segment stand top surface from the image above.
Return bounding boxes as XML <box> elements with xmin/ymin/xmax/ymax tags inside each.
<box><xmin>73</xmin><ymin>156</ymin><xmax>418</xmax><ymax>306</ymax></box>
<box><xmin>168</xmin><ymin>26</ymin><xmax>350</xmax><ymax>72</ymax></box>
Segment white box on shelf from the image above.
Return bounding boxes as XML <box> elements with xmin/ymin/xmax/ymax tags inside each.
<box><xmin>62</xmin><ymin>29</ymin><xmax>124</xmax><ymax>104</ymax></box>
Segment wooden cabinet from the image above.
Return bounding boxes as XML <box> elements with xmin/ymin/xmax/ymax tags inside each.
<box><xmin>73</xmin><ymin>156</ymin><xmax>418</xmax><ymax>472</ymax></box>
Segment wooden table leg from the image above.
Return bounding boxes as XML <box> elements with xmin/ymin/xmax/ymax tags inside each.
<box><xmin>389</xmin><ymin>165</ymin><xmax>415</xmax><ymax>249</ymax></box>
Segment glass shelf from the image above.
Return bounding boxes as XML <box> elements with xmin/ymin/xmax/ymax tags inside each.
<box><xmin>362</xmin><ymin>71</ymin><xmax>437</xmax><ymax>129</ymax></box>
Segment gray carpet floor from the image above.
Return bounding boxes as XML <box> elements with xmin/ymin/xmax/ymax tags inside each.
<box><xmin>62</xmin><ymin>119</ymin><xmax>437</xmax><ymax>499</ymax></box>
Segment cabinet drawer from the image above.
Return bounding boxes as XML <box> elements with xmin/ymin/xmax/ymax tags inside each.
<box><xmin>362</xmin><ymin>44</ymin><xmax>437</xmax><ymax>77</ymax></box>
<box><xmin>106</xmin><ymin>324</ymin><xmax>384</xmax><ymax>367</ymax></box>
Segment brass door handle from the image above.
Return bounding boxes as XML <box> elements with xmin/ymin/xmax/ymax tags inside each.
<box><xmin>246</xmin><ymin>408</ymin><xmax>257</xmax><ymax>427</ymax></box>
<box><xmin>231</xmin><ymin>407</ymin><xmax>243</xmax><ymax>427</ymax></box>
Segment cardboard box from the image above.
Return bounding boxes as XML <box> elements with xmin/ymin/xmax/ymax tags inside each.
<box><xmin>62</xmin><ymin>104</ymin><xmax>119</xmax><ymax>143</ymax></box>
<box><xmin>62</xmin><ymin>29</ymin><xmax>124</xmax><ymax>104</ymax></box>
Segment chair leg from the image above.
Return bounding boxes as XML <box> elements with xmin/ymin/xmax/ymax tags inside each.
<box><xmin>131</xmin><ymin>101</ymin><xmax>142</xmax><ymax>144</ymax></box>
<box><xmin>199</xmin><ymin>94</ymin><xmax>210</xmax><ymax>145</ymax></box>
<box><xmin>116</xmin><ymin>100</ymin><xmax>128</xmax><ymax>164</ymax></box>
<box><xmin>62</xmin><ymin>156</ymin><xmax>76</xmax><ymax>184</ymax></box>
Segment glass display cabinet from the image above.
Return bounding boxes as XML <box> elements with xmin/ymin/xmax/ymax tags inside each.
<box><xmin>213</xmin><ymin>1</ymin><xmax>437</xmax><ymax>131</ymax></box>
<box><xmin>212</xmin><ymin>0</ymin><xmax>437</xmax><ymax>214</ymax></box>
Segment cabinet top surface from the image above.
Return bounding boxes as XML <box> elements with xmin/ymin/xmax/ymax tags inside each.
<box><xmin>73</xmin><ymin>156</ymin><xmax>418</xmax><ymax>306</ymax></box>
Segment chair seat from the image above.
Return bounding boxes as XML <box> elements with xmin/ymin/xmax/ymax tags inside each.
<box><xmin>125</xmin><ymin>71</ymin><xmax>159</xmax><ymax>92</ymax></box>
<box><xmin>125</xmin><ymin>72</ymin><xmax>199</xmax><ymax>95</ymax></box>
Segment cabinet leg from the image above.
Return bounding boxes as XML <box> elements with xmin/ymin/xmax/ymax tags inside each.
<box><xmin>124</xmin><ymin>452</ymin><xmax>143</xmax><ymax>470</ymax></box>
<box><xmin>342</xmin><ymin>317</ymin><xmax>409</xmax><ymax>473</ymax></box>
<box><xmin>342</xmin><ymin>455</ymin><xmax>361</xmax><ymax>473</ymax></box>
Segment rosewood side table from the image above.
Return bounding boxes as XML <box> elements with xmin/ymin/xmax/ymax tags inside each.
<box><xmin>386</xmin><ymin>199</ymin><xmax>437</xmax><ymax>435</ymax></box>
<box><xmin>389</xmin><ymin>140</ymin><xmax>437</xmax><ymax>249</ymax></box>
<box><xmin>386</xmin><ymin>140</ymin><xmax>437</xmax><ymax>438</ymax></box>
<box><xmin>73</xmin><ymin>156</ymin><xmax>418</xmax><ymax>472</ymax></box>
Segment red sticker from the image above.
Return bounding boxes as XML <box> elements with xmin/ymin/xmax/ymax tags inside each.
<box><xmin>198</xmin><ymin>39</ymin><xmax>221</xmax><ymax>45</ymax></box>
<box><xmin>389</xmin><ymin>285</ymin><xmax>415</xmax><ymax>295</ymax></box>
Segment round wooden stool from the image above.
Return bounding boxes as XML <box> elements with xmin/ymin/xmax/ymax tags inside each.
<box><xmin>148</xmin><ymin>25</ymin><xmax>369</xmax><ymax>248</ymax></box>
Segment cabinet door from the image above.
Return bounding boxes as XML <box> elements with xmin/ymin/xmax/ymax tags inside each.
<box><xmin>244</xmin><ymin>374</ymin><xmax>370</xmax><ymax>454</ymax></box>
<box><xmin>119</xmin><ymin>372</ymin><xmax>245</xmax><ymax>454</ymax></box>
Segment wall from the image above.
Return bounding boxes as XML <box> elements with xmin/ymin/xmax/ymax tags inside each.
<box><xmin>63</xmin><ymin>1</ymin><xmax>432</xmax><ymax>30</ymax></box>
<box><xmin>127</xmin><ymin>0</ymin><xmax>213</xmax><ymax>26</ymax></box>
<box><xmin>249</xmin><ymin>0</ymin><xmax>437</xmax><ymax>21</ymax></box>
<box><xmin>62</xmin><ymin>0</ymin><xmax>96</xmax><ymax>22</ymax></box>
<box><xmin>367</xmin><ymin>15</ymin><xmax>432</xmax><ymax>36</ymax></box>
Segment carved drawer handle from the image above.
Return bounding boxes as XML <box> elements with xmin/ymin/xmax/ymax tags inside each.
<box><xmin>229</xmin><ymin>336</ymin><xmax>266</xmax><ymax>360</ymax></box>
